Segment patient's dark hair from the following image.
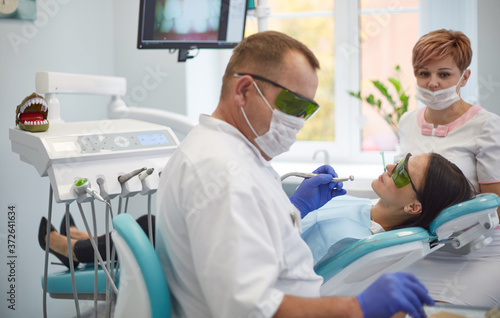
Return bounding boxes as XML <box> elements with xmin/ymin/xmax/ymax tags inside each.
<box><xmin>394</xmin><ymin>153</ymin><xmax>474</xmax><ymax>230</ymax></box>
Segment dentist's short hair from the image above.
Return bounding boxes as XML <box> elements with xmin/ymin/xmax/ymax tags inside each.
<box><xmin>221</xmin><ymin>31</ymin><xmax>319</xmax><ymax>98</ymax></box>
<box><xmin>412</xmin><ymin>29</ymin><xmax>472</xmax><ymax>73</ymax></box>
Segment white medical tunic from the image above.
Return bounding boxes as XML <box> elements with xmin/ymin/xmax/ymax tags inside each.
<box><xmin>398</xmin><ymin>105</ymin><xmax>500</xmax><ymax>307</ymax></box>
<box><xmin>398</xmin><ymin>105</ymin><xmax>500</xmax><ymax>191</ymax></box>
<box><xmin>156</xmin><ymin>115</ymin><xmax>322</xmax><ymax>318</ymax></box>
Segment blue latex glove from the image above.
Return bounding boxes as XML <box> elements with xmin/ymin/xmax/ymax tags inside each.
<box><xmin>289</xmin><ymin>165</ymin><xmax>347</xmax><ymax>218</ymax></box>
<box><xmin>357</xmin><ymin>273</ymin><xmax>435</xmax><ymax>318</ymax></box>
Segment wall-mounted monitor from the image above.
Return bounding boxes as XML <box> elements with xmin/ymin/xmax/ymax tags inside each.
<box><xmin>137</xmin><ymin>0</ymin><xmax>249</xmax><ymax>61</ymax></box>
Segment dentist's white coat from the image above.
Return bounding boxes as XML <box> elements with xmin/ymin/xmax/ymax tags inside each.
<box><xmin>156</xmin><ymin>115</ymin><xmax>322</xmax><ymax>318</ymax></box>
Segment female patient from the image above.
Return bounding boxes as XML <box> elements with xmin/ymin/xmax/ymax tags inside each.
<box><xmin>301</xmin><ymin>152</ymin><xmax>473</xmax><ymax>265</ymax></box>
<box><xmin>38</xmin><ymin>214</ymin><xmax>154</xmax><ymax>269</ymax></box>
<box><xmin>39</xmin><ymin>152</ymin><xmax>472</xmax><ymax>269</ymax></box>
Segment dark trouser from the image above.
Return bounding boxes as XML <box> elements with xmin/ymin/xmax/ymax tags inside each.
<box><xmin>73</xmin><ymin>214</ymin><xmax>155</xmax><ymax>263</ymax></box>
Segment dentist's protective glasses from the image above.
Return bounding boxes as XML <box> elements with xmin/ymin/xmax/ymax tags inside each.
<box><xmin>234</xmin><ymin>73</ymin><xmax>320</xmax><ymax>119</ymax></box>
<box><xmin>392</xmin><ymin>153</ymin><xmax>422</xmax><ymax>202</ymax></box>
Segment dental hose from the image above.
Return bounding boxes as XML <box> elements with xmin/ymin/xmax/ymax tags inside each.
<box><xmin>76</xmin><ymin>202</ymin><xmax>119</xmax><ymax>295</ymax></box>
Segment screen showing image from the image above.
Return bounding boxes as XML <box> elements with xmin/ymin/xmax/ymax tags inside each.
<box><xmin>138</xmin><ymin>0</ymin><xmax>248</xmax><ymax>49</ymax></box>
<box><xmin>154</xmin><ymin>0</ymin><xmax>221</xmax><ymax>42</ymax></box>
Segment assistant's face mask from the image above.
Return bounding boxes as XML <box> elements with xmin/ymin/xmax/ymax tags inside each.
<box><xmin>241</xmin><ymin>81</ymin><xmax>304</xmax><ymax>158</ymax></box>
<box><xmin>416</xmin><ymin>71</ymin><xmax>465</xmax><ymax>111</ymax></box>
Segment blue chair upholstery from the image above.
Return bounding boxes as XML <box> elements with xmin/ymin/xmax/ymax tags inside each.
<box><xmin>112</xmin><ymin>213</ymin><xmax>171</xmax><ymax>318</ymax></box>
<box><xmin>315</xmin><ymin>227</ymin><xmax>430</xmax><ymax>282</ymax></box>
<box><xmin>42</xmin><ymin>265</ymin><xmax>117</xmax><ymax>299</ymax></box>
<box><xmin>318</xmin><ymin>227</ymin><xmax>431</xmax><ymax>296</ymax></box>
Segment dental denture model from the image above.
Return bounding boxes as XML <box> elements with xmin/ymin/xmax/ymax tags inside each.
<box><xmin>16</xmin><ymin>92</ymin><xmax>49</xmax><ymax>132</ymax></box>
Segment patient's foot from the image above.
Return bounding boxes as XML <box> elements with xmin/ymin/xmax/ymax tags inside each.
<box><xmin>68</xmin><ymin>227</ymin><xmax>90</xmax><ymax>240</ymax></box>
<box><xmin>60</xmin><ymin>213</ymin><xmax>90</xmax><ymax>240</ymax></box>
<box><xmin>48</xmin><ymin>231</ymin><xmax>79</xmax><ymax>262</ymax></box>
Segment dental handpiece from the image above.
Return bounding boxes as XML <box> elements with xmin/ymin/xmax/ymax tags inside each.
<box><xmin>118</xmin><ymin>167</ymin><xmax>147</xmax><ymax>184</ymax></box>
<box><xmin>138</xmin><ymin>168</ymin><xmax>154</xmax><ymax>181</ymax></box>
<box><xmin>73</xmin><ymin>178</ymin><xmax>106</xmax><ymax>203</ymax></box>
<box><xmin>280</xmin><ymin>172</ymin><xmax>354</xmax><ymax>182</ymax></box>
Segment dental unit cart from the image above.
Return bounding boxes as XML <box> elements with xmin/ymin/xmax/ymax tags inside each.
<box><xmin>10</xmin><ymin>118</ymin><xmax>180</xmax><ymax>318</ymax></box>
<box><xmin>10</xmin><ymin>118</ymin><xmax>179</xmax><ymax>203</ymax></box>
<box><xmin>8</xmin><ymin>71</ymin><xmax>193</xmax><ymax>318</ymax></box>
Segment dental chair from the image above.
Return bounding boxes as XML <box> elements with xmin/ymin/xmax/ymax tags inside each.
<box><xmin>317</xmin><ymin>193</ymin><xmax>500</xmax><ymax>296</ymax></box>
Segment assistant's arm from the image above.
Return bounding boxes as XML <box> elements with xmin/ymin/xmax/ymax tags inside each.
<box><xmin>477</xmin><ymin>116</ymin><xmax>500</xmax><ymax>216</ymax></box>
<box><xmin>480</xmin><ymin>183</ymin><xmax>500</xmax><ymax>216</ymax></box>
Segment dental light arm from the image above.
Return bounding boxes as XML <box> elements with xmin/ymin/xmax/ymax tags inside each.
<box><xmin>108</xmin><ymin>96</ymin><xmax>196</xmax><ymax>138</ymax></box>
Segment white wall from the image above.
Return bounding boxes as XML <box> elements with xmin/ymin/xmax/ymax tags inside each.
<box><xmin>0</xmin><ymin>1</ymin><xmax>112</xmax><ymax>317</ymax></box>
<box><xmin>112</xmin><ymin>0</ymin><xmax>188</xmax><ymax>117</ymax></box>
<box><xmin>185</xmin><ymin>49</ymin><xmax>233</xmax><ymax>119</ymax></box>
<box><xmin>477</xmin><ymin>0</ymin><xmax>500</xmax><ymax>115</ymax></box>
<box><xmin>418</xmin><ymin>0</ymin><xmax>478</xmax><ymax>106</ymax></box>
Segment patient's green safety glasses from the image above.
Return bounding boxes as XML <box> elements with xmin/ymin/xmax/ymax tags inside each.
<box><xmin>235</xmin><ymin>73</ymin><xmax>320</xmax><ymax>120</ymax></box>
<box><xmin>392</xmin><ymin>153</ymin><xmax>422</xmax><ymax>202</ymax></box>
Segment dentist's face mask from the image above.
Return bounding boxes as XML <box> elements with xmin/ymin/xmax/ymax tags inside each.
<box><xmin>416</xmin><ymin>71</ymin><xmax>465</xmax><ymax>110</ymax></box>
<box><xmin>240</xmin><ymin>80</ymin><xmax>306</xmax><ymax>158</ymax></box>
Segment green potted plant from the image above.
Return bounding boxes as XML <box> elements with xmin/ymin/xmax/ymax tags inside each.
<box><xmin>348</xmin><ymin>65</ymin><xmax>409</xmax><ymax>139</ymax></box>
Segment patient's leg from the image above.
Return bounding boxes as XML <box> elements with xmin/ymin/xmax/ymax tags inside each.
<box><xmin>73</xmin><ymin>214</ymin><xmax>155</xmax><ymax>263</ymax></box>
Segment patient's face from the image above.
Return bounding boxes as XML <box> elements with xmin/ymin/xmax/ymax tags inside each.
<box><xmin>372</xmin><ymin>153</ymin><xmax>430</xmax><ymax>207</ymax></box>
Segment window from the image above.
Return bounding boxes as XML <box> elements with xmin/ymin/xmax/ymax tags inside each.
<box><xmin>246</xmin><ymin>1</ymin><xmax>335</xmax><ymax>142</ymax></box>
<box><xmin>359</xmin><ymin>0</ymin><xmax>419</xmax><ymax>152</ymax></box>
<box><xmin>245</xmin><ymin>0</ymin><xmax>419</xmax><ymax>164</ymax></box>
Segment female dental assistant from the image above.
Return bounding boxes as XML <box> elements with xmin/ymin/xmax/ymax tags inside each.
<box><xmin>397</xmin><ymin>29</ymin><xmax>500</xmax><ymax>307</ymax></box>
<box><xmin>398</xmin><ymin>29</ymin><xmax>500</xmax><ymax>203</ymax></box>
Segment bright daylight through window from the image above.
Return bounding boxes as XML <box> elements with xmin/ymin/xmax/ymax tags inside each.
<box><xmin>245</xmin><ymin>0</ymin><xmax>419</xmax><ymax>163</ymax></box>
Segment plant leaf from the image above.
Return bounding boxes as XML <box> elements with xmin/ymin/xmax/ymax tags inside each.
<box><xmin>365</xmin><ymin>94</ymin><xmax>376</xmax><ymax>106</ymax></box>
<box><xmin>372</xmin><ymin>80</ymin><xmax>395</xmax><ymax>107</ymax></box>
<box><xmin>388</xmin><ymin>78</ymin><xmax>402</xmax><ymax>94</ymax></box>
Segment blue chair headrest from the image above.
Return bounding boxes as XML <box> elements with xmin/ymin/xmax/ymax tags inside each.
<box><xmin>429</xmin><ymin>193</ymin><xmax>500</xmax><ymax>235</ymax></box>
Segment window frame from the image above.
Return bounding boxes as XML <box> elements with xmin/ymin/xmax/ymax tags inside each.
<box><xmin>186</xmin><ymin>1</ymin><xmax>478</xmax><ymax>167</ymax></box>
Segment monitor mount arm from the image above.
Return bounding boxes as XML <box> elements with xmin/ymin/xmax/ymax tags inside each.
<box><xmin>178</xmin><ymin>48</ymin><xmax>195</xmax><ymax>62</ymax></box>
